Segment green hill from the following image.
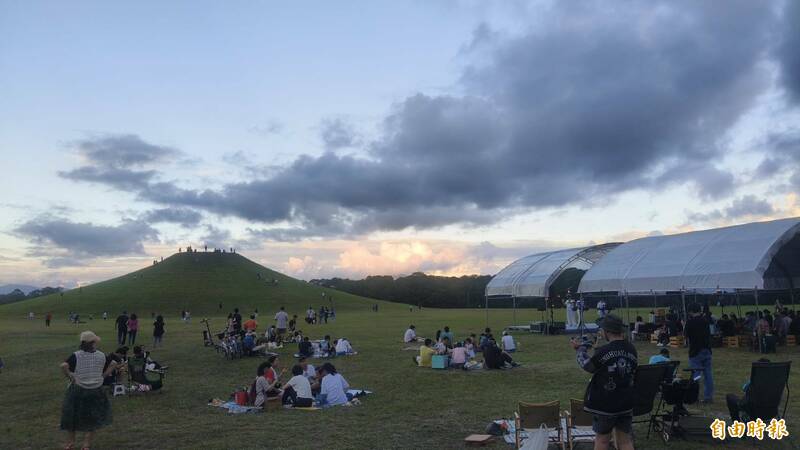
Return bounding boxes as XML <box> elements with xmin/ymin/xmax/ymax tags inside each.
<box><xmin>0</xmin><ymin>252</ymin><xmax>399</xmax><ymax>317</ymax></box>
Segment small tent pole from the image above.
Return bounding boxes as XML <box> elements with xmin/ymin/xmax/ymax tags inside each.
<box><xmin>512</xmin><ymin>296</ymin><xmax>517</xmax><ymax>325</ymax></box>
<box><xmin>485</xmin><ymin>295</ymin><xmax>489</xmax><ymax>328</ymax></box>
<box><xmin>754</xmin><ymin>286</ymin><xmax>759</xmax><ymax>311</ymax></box>
<box><xmin>681</xmin><ymin>287</ymin><xmax>687</xmax><ymax>323</ymax></box>
<box><xmin>625</xmin><ymin>291</ymin><xmax>630</xmax><ymax>339</ymax></box>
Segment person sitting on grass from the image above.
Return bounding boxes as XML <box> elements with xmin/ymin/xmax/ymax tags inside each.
<box><xmin>320</xmin><ymin>335</ymin><xmax>334</xmax><ymax>356</ymax></box>
<box><xmin>464</xmin><ymin>337</ymin><xmax>476</xmax><ymax>359</ymax></box>
<box><xmin>403</xmin><ymin>325</ymin><xmax>417</xmax><ymax>343</ymax></box>
<box><xmin>483</xmin><ymin>338</ymin><xmax>519</xmax><ymax>369</ymax></box>
<box><xmin>434</xmin><ymin>337</ymin><xmax>451</xmax><ymax>355</ymax></box>
<box><xmin>253</xmin><ymin>360</ymin><xmax>284</xmax><ymax>407</ymax></box>
<box><xmin>649</xmin><ymin>347</ymin><xmax>670</xmax><ymax>364</ymax></box>
<box><xmin>242</xmin><ymin>330</ymin><xmax>257</xmax><ymax>355</ymax></box>
<box><xmin>318</xmin><ymin>362</ymin><xmax>350</xmax><ymax>407</ymax></box>
<box><xmin>440</xmin><ymin>326</ymin><xmax>454</xmax><ymax>344</ymax></box>
<box><xmin>282</xmin><ymin>364</ymin><xmax>314</xmax><ymax>407</ymax></box>
<box><xmin>298</xmin><ymin>336</ymin><xmax>314</xmax><ymax>358</ymax></box>
<box><xmin>449</xmin><ymin>342</ymin><xmax>468</xmax><ymax>369</ymax></box>
<box><xmin>103</xmin><ymin>346</ymin><xmax>129</xmax><ymax>386</ymax></box>
<box><xmin>335</xmin><ymin>337</ymin><xmax>354</xmax><ymax>356</ymax></box>
<box><xmin>655</xmin><ymin>323</ymin><xmax>670</xmax><ymax>347</ymax></box>
<box><xmin>298</xmin><ymin>357</ymin><xmax>316</xmax><ymax>380</ymax></box>
<box><xmin>501</xmin><ymin>331</ymin><xmax>516</xmax><ymax>353</ymax></box>
<box><xmin>415</xmin><ymin>338</ymin><xmax>436</xmax><ymax>367</ymax></box>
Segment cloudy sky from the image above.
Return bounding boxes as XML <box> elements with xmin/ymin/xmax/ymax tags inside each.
<box><xmin>2</xmin><ymin>1</ymin><xmax>800</xmax><ymax>287</ymax></box>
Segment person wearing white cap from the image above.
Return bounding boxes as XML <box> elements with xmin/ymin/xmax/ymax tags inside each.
<box><xmin>60</xmin><ymin>331</ymin><xmax>117</xmax><ymax>450</ymax></box>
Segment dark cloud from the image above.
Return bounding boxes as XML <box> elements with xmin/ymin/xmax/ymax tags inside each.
<box><xmin>59</xmin><ymin>2</ymin><xmax>787</xmax><ymax>239</ymax></box>
<box><xmin>756</xmin><ymin>130</ymin><xmax>800</xmax><ymax>186</ymax></box>
<box><xmin>320</xmin><ymin>118</ymin><xmax>359</xmax><ymax>150</ymax></box>
<box><xmin>778</xmin><ymin>1</ymin><xmax>800</xmax><ymax>103</ymax></box>
<box><xmin>201</xmin><ymin>225</ymin><xmax>231</xmax><ymax>248</ymax></box>
<box><xmin>60</xmin><ymin>166</ymin><xmax>157</xmax><ymax>191</ymax></box>
<box><xmin>687</xmin><ymin>195</ymin><xmax>775</xmax><ymax>223</ymax></box>
<box><xmin>143</xmin><ymin>208</ymin><xmax>202</xmax><ymax>228</ymax></box>
<box><xmin>59</xmin><ymin>133</ymin><xmax>180</xmax><ymax>191</ymax></box>
<box><xmin>71</xmin><ymin>134</ymin><xmax>179</xmax><ymax>168</ymax></box>
<box><xmin>15</xmin><ymin>217</ymin><xmax>158</xmax><ymax>259</ymax></box>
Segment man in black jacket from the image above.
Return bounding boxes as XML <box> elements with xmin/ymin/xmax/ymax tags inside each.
<box><xmin>685</xmin><ymin>303</ymin><xmax>714</xmax><ymax>403</ymax></box>
<box><xmin>572</xmin><ymin>314</ymin><xmax>636</xmax><ymax>450</ymax></box>
<box><xmin>115</xmin><ymin>311</ymin><xmax>129</xmax><ymax>345</ymax></box>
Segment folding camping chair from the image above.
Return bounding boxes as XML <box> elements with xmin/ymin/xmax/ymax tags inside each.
<box><xmin>514</xmin><ymin>400</ymin><xmax>564</xmax><ymax>449</ymax></box>
<box><xmin>564</xmin><ymin>399</ymin><xmax>595</xmax><ymax>450</ymax></box>
<box><xmin>631</xmin><ymin>363</ymin><xmax>670</xmax><ymax>438</ymax></box>
<box><xmin>741</xmin><ymin>361</ymin><xmax>791</xmax><ymax>421</ymax></box>
<box><xmin>128</xmin><ymin>355</ymin><xmax>168</xmax><ymax>392</ymax></box>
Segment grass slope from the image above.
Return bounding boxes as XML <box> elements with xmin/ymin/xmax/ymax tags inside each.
<box><xmin>0</xmin><ymin>252</ymin><xmax>400</xmax><ymax>317</ymax></box>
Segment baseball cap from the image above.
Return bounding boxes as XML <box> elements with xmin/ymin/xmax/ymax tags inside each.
<box><xmin>598</xmin><ymin>314</ymin><xmax>624</xmax><ymax>334</ymax></box>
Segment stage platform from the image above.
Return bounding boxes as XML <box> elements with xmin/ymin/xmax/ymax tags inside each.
<box><xmin>505</xmin><ymin>322</ymin><xmax>599</xmax><ymax>335</ymax></box>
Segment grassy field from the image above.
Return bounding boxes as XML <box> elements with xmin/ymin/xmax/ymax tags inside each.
<box><xmin>1</xmin><ymin>253</ymin><xmax>799</xmax><ymax>449</ymax></box>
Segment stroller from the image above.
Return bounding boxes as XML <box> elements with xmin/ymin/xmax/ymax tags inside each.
<box><xmin>128</xmin><ymin>352</ymin><xmax>168</xmax><ymax>392</ymax></box>
<box><xmin>653</xmin><ymin>365</ymin><xmax>712</xmax><ymax>442</ymax></box>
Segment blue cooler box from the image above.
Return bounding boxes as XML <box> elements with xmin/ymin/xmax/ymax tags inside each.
<box><xmin>431</xmin><ymin>355</ymin><xmax>449</xmax><ymax>369</ymax></box>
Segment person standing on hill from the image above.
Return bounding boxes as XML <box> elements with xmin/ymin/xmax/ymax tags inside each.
<box><xmin>153</xmin><ymin>315</ymin><xmax>165</xmax><ymax>347</ymax></box>
<box><xmin>127</xmin><ymin>314</ymin><xmax>139</xmax><ymax>346</ymax></box>
<box><xmin>46</xmin><ymin>312</ymin><xmax>52</xmax><ymax>327</ymax></box>
<box><xmin>115</xmin><ymin>311</ymin><xmax>129</xmax><ymax>346</ymax></box>
<box><xmin>275</xmin><ymin>307</ymin><xmax>289</xmax><ymax>343</ymax></box>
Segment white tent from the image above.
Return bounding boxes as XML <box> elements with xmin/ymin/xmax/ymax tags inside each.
<box><xmin>486</xmin><ymin>243</ymin><xmax>620</xmax><ymax>298</ymax></box>
<box><xmin>579</xmin><ymin>217</ymin><xmax>800</xmax><ymax>294</ymax></box>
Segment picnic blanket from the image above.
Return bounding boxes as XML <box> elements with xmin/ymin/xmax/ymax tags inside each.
<box><xmin>347</xmin><ymin>389</ymin><xmax>372</xmax><ymax>397</ymax></box>
<box><xmin>208</xmin><ymin>399</ymin><xmax>261</xmax><ymax>414</ymax></box>
<box><xmin>494</xmin><ymin>418</ymin><xmax>593</xmax><ymax>445</ymax></box>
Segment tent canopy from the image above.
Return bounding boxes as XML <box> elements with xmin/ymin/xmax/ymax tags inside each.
<box><xmin>579</xmin><ymin>217</ymin><xmax>800</xmax><ymax>294</ymax></box>
<box><xmin>486</xmin><ymin>243</ymin><xmax>620</xmax><ymax>298</ymax></box>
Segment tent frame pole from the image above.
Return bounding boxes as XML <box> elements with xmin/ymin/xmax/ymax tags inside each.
<box><xmin>681</xmin><ymin>287</ymin><xmax>687</xmax><ymax>323</ymax></box>
<box><xmin>512</xmin><ymin>296</ymin><xmax>517</xmax><ymax>325</ymax></box>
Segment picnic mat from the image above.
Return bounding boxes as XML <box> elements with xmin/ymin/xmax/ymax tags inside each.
<box><xmin>493</xmin><ymin>418</ymin><xmax>593</xmax><ymax>445</ymax></box>
<box><xmin>208</xmin><ymin>399</ymin><xmax>261</xmax><ymax>414</ymax></box>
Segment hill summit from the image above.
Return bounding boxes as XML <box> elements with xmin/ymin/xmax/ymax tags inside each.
<box><xmin>0</xmin><ymin>252</ymin><xmax>389</xmax><ymax>317</ymax></box>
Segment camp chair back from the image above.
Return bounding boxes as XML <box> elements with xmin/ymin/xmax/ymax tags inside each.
<box><xmin>515</xmin><ymin>400</ymin><xmax>563</xmax><ymax>449</ymax></box>
<box><xmin>565</xmin><ymin>399</ymin><xmax>595</xmax><ymax>450</ymax></box>
<box><xmin>660</xmin><ymin>361</ymin><xmax>680</xmax><ymax>384</ymax></box>
<box><xmin>748</xmin><ymin>361</ymin><xmax>791</xmax><ymax>421</ymax></box>
<box><xmin>128</xmin><ymin>356</ymin><xmax>148</xmax><ymax>384</ymax></box>
<box><xmin>128</xmin><ymin>355</ymin><xmax>165</xmax><ymax>391</ymax></box>
<box><xmin>632</xmin><ymin>363</ymin><xmax>669</xmax><ymax>437</ymax></box>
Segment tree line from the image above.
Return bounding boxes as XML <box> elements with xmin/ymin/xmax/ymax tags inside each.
<box><xmin>0</xmin><ymin>287</ymin><xmax>63</xmax><ymax>305</ymax></box>
<box><xmin>311</xmin><ymin>272</ymin><xmax>492</xmax><ymax>308</ymax></box>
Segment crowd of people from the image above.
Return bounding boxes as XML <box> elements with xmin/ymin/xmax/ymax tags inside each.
<box><xmin>407</xmin><ymin>324</ymin><xmax>520</xmax><ymax>370</ymax></box>
<box><xmin>248</xmin><ymin>355</ymin><xmax>354</xmax><ymax>408</ymax></box>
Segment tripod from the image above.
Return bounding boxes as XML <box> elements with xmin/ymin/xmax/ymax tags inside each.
<box><xmin>576</xmin><ymin>298</ymin><xmax>586</xmax><ymax>337</ymax></box>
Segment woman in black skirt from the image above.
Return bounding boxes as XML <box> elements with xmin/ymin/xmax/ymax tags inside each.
<box><xmin>60</xmin><ymin>331</ymin><xmax>118</xmax><ymax>450</ymax></box>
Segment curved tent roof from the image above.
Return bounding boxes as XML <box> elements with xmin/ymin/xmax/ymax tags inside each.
<box><xmin>579</xmin><ymin>217</ymin><xmax>800</xmax><ymax>294</ymax></box>
<box><xmin>486</xmin><ymin>243</ymin><xmax>621</xmax><ymax>298</ymax></box>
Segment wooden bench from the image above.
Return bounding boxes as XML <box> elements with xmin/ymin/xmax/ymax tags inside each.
<box><xmin>669</xmin><ymin>336</ymin><xmax>685</xmax><ymax>348</ymax></box>
<box><xmin>723</xmin><ymin>336</ymin><xmax>739</xmax><ymax>348</ymax></box>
